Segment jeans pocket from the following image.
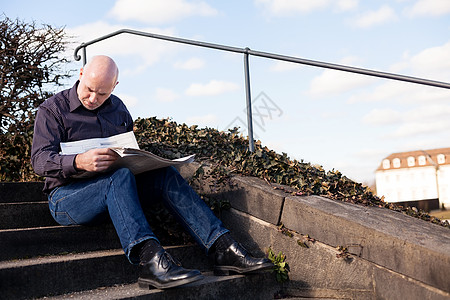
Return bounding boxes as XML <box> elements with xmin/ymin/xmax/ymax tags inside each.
<box><xmin>53</xmin><ymin>211</ymin><xmax>77</xmax><ymax>226</ymax></box>
<box><xmin>48</xmin><ymin>187</ymin><xmax>77</xmax><ymax>226</ymax></box>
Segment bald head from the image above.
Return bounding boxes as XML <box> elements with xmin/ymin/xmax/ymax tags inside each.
<box><xmin>83</xmin><ymin>55</ymin><xmax>119</xmax><ymax>86</ymax></box>
<box><xmin>77</xmin><ymin>55</ymin><xmax>119</xmax><ymax>110</ymax></box>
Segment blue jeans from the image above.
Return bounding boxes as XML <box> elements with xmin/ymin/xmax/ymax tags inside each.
<box><xmin>48</xmin><ymin>167</ymin><xmax>229</xmax><ymax>264</ymax></box>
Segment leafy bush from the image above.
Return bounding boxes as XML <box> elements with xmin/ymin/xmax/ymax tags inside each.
<box><xmin>0</xmin><ymin>16</ymin><xmax>71</xmax><ymax>181</ymax></box>
<box><xmin>0</xmin><ymin>122</ymin><xmax>40</xmax><ymax>181</ymax></box>
<box><xmin>133</xmin><ymin>117</ymin><xmax>449</xmax><ymax>229</ymax></box>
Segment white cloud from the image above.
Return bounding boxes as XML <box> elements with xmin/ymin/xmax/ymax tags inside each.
<box><xmin>390</xmin><ymin>41</ymin><xmax>450</xmax><ymax>79</ymax></box>
<box><xmin>116</xmin><ymin>93</ymin><xmax>139</xmax><ymax>108</ymax></box>
<box><xmin>353</xmin><ymin>5</ymin><xmax>398</xmax><ymax>28</ymax></box>
<box><xmin>174</xmin><ymin>57</ymin><xmax>205</xmax><ymax>70</ymax></box>
<box><xmin>155</xmin><ymin>88</ymin><xmax>179</xmax><ymax>102</ymax></box>
<box><xmin>185</xmin><ymin>80</ymin><xmax>239</xmax><ymax>96</ymax></box>
<box><xmin>67</xmin><ymin>22</ymin><xmax>179</xmax><ymax>75</ymax></box>
<box><xmin>348</xmin><ymin>40</ymin><xmax>450</xmax><ymax>104</ymax></box>
<box><xmin>270</xmin><ymin>60</ymin><xmax>302</xmax><ymax>72</ymax></box>
<box><xmin>185</xmin><ymin>113</ymin><xmax>219</xmax><ymax>126</ymax></box>
<box><xmin>407</xmin><ymin>104</ymin><xmax>450</xmax><ymax>121</ymax></box>
<box><xmin>348</xmin><ymin>81</ymin><xmax>450</xmax><ymax>104</ymax></box>
<box><xmin>309</xmin><ymin>70</ymin><xmax>370</xmax><ymax>97</ymax></box>
<box><xmin>364</xmin><ymin>104</ymin><xmax>450</xmax><ymax>138</ymax></box>
<box><xmin>388</xmin><ymin>119</ymin><xmax>450</xmax><ymax>138</ymax></box>
<box><xmin>362</xmin><ymin>108</ymin><xmax>402</xmax><ymax>125</ymax></box>
<box><xmin>408</xmin><ymin>41</ymin><xmax>450</xmax><ymax>79</ymax></box>
<box><xmin>308</xmin><ymin>58</ymin><xmax>375</xmax><ymax>98</ymax></box>
<box><xmin>336</xmin><ymin>0</ymin><xmax>358</xmax><ymax>12</ymax></box>
<box><xmin>320</xmin><ymin>110</ymin><xmax>348</xmax><ymax>119</ymax></box>
<box><xmin>109</xmin><ymin>0</ymin><xmax>218</xmax><ymax>24</ymax></box>
<box><xmin>255</xmin><ymin>0</ymin><xmax>357</xmax><ymax>16</ymax></box>
<box><xmin>354</xmin><ymin>148</ymin><xmax>389</xmax><ymax>161</ymax></box>
<box><xmin>347</xmin><ymin>81</ymin><xmax>408</xmax><ymax>103</ymax></box>
<box><xmin>350</xmin><ymin>40</ymin><xmax>450</xmax><ymax>142</ymax></box>
<box><xmin>406</xmin><ymin>0</ymin><xmax>450</xmax><ymax>17</ymax></box>
<box><xmin>254</xmin><ymin>0</ymin><xmax>330</xmax><ymax>16</ymax></box>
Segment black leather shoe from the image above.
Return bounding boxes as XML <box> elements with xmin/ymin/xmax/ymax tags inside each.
<box><xmin>138</xmin><ymin>249</ymin><xmax>203</xmax><ymax>289</ymax></box>
<box><xmin>214</xmin><ymin>242</ymin><xmax>274</xmax><ymax>275</ymax></box>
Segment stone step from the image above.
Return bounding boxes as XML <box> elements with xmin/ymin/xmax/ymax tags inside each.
<box><xmin>282</xmin><ymin>298</ymin><xmax>346</xmax><ymax>300</ymax></box>
<box><xmin>0</xmin><ymin>224</ymin><xmax>121</xmax><ymax>261</ymax></box>
<box><xmin>0</xmin><ymin>182</ymin><xmax>46</xmax><ymax>203</ymax></box>
<box><xmin>38</xmin><ymin>272</ymin><xmax>276</xmax><ymax>300</ymax></box>
<box><xmin>0</xmin><ymin>249</ymin><xmax>136</xmax><ymax>299</ymax></box>
<box><xmin>0</xmin><ymin>245</ymin><xmax>214</xmax><ymax>299</ymax></box>
<box><xmin>0</xmin><ymin>201</ymin><xmax>57</xmax><ymax>229</ymax></box>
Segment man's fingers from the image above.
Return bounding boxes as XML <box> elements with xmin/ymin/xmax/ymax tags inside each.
<box><xmin>88</xmin><ymin>148</ymin><xmax>119</xmax><ymax>161</ymax></box>
<box><xmin>75</xmin><ymin>148</ymin><xmax>119</xmax><ymax>172</ymax></box>
<box><xmin>97</xmin><ymin>153</ymin><xmax>118</xmax><ymax>161</ymax></box>
<box><xmin>89</xmin><ymin>148</ymin><xmax>115</xmax><ymax>155</ymax></box>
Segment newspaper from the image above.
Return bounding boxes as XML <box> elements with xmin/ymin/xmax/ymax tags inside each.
<box><xmin>60</xmin><ymin>131</ymin><xmax>140</xmax><ymax>154</ymax></box>
<box><xmin>60</xmin><ymin>131</ymin><xmax>195</xmax><ymax>177</ymax></box>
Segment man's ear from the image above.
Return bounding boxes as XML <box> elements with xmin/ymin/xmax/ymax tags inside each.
<box><xmin>79</xmin><ymin>68</ymin><xmax>84</xmax><ymax>80</ymax></box>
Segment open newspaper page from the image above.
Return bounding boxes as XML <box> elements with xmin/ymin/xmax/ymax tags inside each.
<box><xmin>60</xmin><ymin>131</ymin><xmax>195</xmax><ymax>178</ymax></box>
<box><xmin>60</xmin><ymin>131</ymin><xmax>140</xmax><ymax>154</ymax></box>
<box><xmin>109</xmin><ymin>148</ymin><xmax>195</xmax><ymax>175</ymax></box>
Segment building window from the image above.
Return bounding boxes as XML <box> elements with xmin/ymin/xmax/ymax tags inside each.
<box><xmin>382</xmin><ymin>159</ymin><xmax>390</xmax><ymax>169</ymax></box>
<box><xmin>437</xmin><ymin>154</ymin><xmax>445</xmax><ymax>164</ymax></box>
<box><xmin>418</xmin><ymin>155</ymin><xmax>426</xmax><ymax>166</ymax></box>
<box><xmin>407</xmin><ymin>156</ymin><xmax>415</xmax><ymax>167</ymax></box>
<box><xmin>393</xmin><ymin>158</ymin><xmax>401</xmax><ymax>168</ymax></box>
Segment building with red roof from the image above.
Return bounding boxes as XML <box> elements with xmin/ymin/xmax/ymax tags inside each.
<box><xmin>375</xmin><ymin>148</ymin><xmax>450</xmax><ymax>211</ymax></box>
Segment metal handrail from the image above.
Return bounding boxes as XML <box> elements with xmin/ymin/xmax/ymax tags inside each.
<box><xmin>74</xmin><ymin>29</ymin><xmax>450</xmax><ymax>151</ymax></box>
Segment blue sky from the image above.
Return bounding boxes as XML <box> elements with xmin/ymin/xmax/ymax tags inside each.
<box><xmin>3</xmin><ymin>0</ymin><xmax>450</xmax><ymax>186</ymax></box>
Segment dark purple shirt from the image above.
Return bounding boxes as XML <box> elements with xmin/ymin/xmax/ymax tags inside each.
<box><xmin>31</xmin><ymin>81</ymin><xmax>134</xmax><ymax>193</ymax></box>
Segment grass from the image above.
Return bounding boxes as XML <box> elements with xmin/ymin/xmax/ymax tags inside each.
<box><xmin>430</xmin><ymin>209</ymin><xmax>450</xmax><ymax>220</ymax></box>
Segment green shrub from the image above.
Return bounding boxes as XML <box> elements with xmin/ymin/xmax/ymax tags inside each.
<box><xmin>0</xmin><ymin>16</ymin><xmax>71</xmax><ymax>182</ymax></box>
<box><xmin>133</xmin><ymin>117</ymin><xmax>449</xmax><ymax>229</ymax></box>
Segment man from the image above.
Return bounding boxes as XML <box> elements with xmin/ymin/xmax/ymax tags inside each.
<box><xmin>31</xmin><ymin>55</ymin><xmax>272</xmax><ymax>289</ymax></box>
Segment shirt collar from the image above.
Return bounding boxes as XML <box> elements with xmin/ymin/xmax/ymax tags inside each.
<box><xmin>69</xmin><ymin>81</ymin><xmax>83</xmax><ymax>112</ymax></box>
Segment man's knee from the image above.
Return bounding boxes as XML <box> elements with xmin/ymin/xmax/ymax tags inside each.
<box><xmin>112</xmin><ymin>168</ymin><xmax>135</xmax><ymax>182</ymax></box>
<box><xmin>165</xmin><ymin>167</ymin><xmax>188</xmax><ymax>184</ymax></box>
<box><xmin>165</xmin><ymin>166</ymin><xmax>181</xmax><ymax>178</ymax></box>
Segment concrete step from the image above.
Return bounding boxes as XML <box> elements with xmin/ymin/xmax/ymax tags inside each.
<box><xmin>282</xmin><ymin>298</ymin><xmax>347</xmax><ymax>300</ymax></box>
<box><xmin>38</xmin><ymin>272</ymin><xmax>276</xmax><ymax>300</ymax></box>
<box><xmin>38</xmin><ymin>272</ymin><xmax>274</xmax><ymax>300</ymax></box>
<box><xmin>0</xmin><ymin>245</ymin><xmax>214</xmax><ymax>300</ymax></box>
<box><xmin>0</xmin><ymin>224</ymin><xmax>121</xmax><ymax>261</ymax></box>
<box><xmin>0</xmin><ymin>182</ymin><xmax>46</xmax><ymax>203</ymax></box>
<box><xmin>0</xmin><ymin>201</ymin><xmax>57</xmax><ymax>229</ymax></box>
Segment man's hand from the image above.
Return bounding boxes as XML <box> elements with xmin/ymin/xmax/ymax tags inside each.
<box><xmin>74</xmin><ymin>148</ymin><xmax>119</xmax><ymax>172</ymax></box>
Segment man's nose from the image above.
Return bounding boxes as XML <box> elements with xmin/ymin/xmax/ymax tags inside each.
<box><xmin>89</xmin><ymin>93</ymin><xmax>97</xmax><ymax>103</ymax></box>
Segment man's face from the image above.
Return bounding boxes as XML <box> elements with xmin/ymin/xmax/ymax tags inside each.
<box><xmin>77</xmin><ymin>69</ymin><xmax>117</xmax><ymax>110</ymax></box>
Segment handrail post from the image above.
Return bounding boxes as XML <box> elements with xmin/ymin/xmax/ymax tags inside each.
<box><xmin>244</xmin><ymin>48</ymin><xmax>255</xmax><ymax>152</ymax></box>
<box><xmin>82</xmin><ymin>45</ymin><xmax>87</xmax><ymax>66</ymax></box>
